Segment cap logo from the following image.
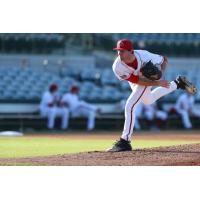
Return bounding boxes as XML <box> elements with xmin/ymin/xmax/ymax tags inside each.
<box><xmin>119</xmin><ymin>41</ymin><xmax>124</xmax><ymax>47</ymax></box>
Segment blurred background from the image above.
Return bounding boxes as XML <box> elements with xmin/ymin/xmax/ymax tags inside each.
<box><xmin>0</xmin><ymin>33</ymin><xmax>200</xmax><ymax>132</ymax></box>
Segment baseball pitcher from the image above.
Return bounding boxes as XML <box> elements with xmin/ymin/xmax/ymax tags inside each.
<box><xmin>107</xmin><ymin>39</ymin><xmax>197</xmax><ymax>152</ymax></box>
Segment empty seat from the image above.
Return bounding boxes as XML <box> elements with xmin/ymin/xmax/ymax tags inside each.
<box><xmin>119</xmin><ymin>81</ymin><xmax>130</xmax><ymax>91</ymax></box>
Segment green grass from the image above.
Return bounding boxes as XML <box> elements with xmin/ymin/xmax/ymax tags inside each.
<box><xmin>0</xmin><ymin>136</ymin><xmax>200</xmax><ymax>158</ymax></box>
<box><xmin>0</xmin><ymin>163</ymin><xmax>38</xmax><ymax>166</ymax></box>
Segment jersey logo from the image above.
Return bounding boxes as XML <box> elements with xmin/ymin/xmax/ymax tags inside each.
<box><xmin>120</xmin><ymin>75</ymin><xmax>129</xmax><ymax>79</ymax></box>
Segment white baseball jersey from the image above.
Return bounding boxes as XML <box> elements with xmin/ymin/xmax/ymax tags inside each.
<box><xmin>175</xmin><ymin>93</ymin><xmax>194</xmax><ymax>111</ymax></box>
<box><xmin>112</xmin><ymin>50</ymin><xmax>164</xmax><ymax>82</ymax></box>
<box><xmin>40</xmin><ymin>91</ymin><xmax>58</xmax><ymax>109</ymax></box>
<box><xmin>61</xmin><ymin>93</ymin><xmax>80</xmax><ymax>112</ymax></box>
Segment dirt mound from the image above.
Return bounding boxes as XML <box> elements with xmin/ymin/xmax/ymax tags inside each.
<box><xmin>1</xmin><ymin>143</ymin><xmax>200</xmax><ymax>166</ymax></box>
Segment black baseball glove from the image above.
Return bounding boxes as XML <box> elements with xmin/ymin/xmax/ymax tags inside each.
<box><xmin>140</xmin><ymin>61</ymin><xmax>162</xmax><ymax>81</ymax></box>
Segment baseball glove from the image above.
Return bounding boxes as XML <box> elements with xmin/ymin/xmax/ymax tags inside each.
<box><xmin>140</xmin><ymin>61</ymin><xmax>162</xmax><ymax>81</ymax></box>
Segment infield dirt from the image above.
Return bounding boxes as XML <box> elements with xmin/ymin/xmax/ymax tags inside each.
<box><xmin>1</xmin><ymin>131</ymin><xmax>200</xmax><ymax>166</ymax></box>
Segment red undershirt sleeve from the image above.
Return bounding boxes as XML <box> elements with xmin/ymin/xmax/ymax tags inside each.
<box><xmin>126</xmin><ymin>74</ymin><xmax>139</xmax><ymax>83</ymax></box>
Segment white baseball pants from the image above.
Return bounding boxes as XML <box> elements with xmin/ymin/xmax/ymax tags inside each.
<box><xmin>121</xmin><ymin>81</ymin><xmax>177</xmax><ymax>141</ymax></box>
<box><xmin>71</xmin><ymin>102</ymin><xmax>97</xmax><ymax>130</ymax></box>
<box><xmin>40</xmin><ymin>107</ymin><xmax>69</xmax><ymax>129</ymax></box>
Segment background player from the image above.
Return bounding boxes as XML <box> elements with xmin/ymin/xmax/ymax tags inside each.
<box><xmin>108</xmin><ymin>39</ymin><xmax>197</xmax><ymax>152</ymax></box>
<box><xmin>39</xmin><ymin>83</ymin><xmax>69</xmax><ymax>130</ymax></box>
<box><xmin>143</xmin><ymin>102</ymin><xmax>168</xmax><ymax>130</ymax></box>
<box><xmin>61</xmin><ymin>85</ymin><xmax>98</xmax><ymax>131</ymax></box>
<box><xmin>174</xmin><ymin>91</ymin><xmax>200</xmax><ymax>129</ymax></box>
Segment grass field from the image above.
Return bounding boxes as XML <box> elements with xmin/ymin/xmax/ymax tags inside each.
<box><xmin>1</xmin><ymin>133</ymin><xmax>200</xmax><ymax>158</ymax></box>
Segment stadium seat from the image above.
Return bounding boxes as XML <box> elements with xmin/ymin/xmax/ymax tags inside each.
<box><xmin>119</xmin><ymin>81</ymin><xmax>130</xmax><ymax>91</ymax></box>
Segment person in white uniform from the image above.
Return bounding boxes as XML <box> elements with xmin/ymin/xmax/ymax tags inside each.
<box><xmin>39</xmin><ymin>83</ymin><xmax>69</xmax><ymax>130</ymax></box>
<box><xmin>175</xmin><ymin>92</ymin><xmax>200</xmax><ymax>129</ymax></box>
<box><xmin>61</xmin><ymin>85</ymin><xmax>98</xmax><ymax>131</ymax></box>
<box><xmin>143</xmin><ymin>102</ymin><xmax>168</xmax><ymax>130</ymax></box>
<box><xmin>107</xmin><ymin>39</ymin><xmax>197</xmax><ymax>152</ymax></box>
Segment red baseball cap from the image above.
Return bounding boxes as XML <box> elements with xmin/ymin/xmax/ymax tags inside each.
<box><xmin>70</xmin><ymin>85</ymin><xmax>80</xmax><ymax>93</ymax></box>
<box><xmin>49</xmin><ymin>83</ymin><xmax>58</xmax><ymax>92</ymax></box>
<box><xmin>113</xmin><ymin>39</ymin><xmax>134</xmax><ymax>51</ymax></box>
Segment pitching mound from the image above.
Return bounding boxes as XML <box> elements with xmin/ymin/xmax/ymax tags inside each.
<box><xmin>1</xmin><ymin>143</ymin><xmax>200</xmax><ymax>166</ymax></box>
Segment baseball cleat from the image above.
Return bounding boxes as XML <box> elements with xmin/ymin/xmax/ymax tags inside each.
<box><xmin>175</xmin><ymin>76</ymin><xmax>197</xmax><ymax>94</ymax></box>
<box><xmin>106</xmin><ymin>138</ymin><xmax>132</xmax><ymax>152</ymax></box>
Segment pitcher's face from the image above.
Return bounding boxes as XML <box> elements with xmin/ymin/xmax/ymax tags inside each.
<box><xmin>118</xmin><ymin>50</ymin><xmax>132</xmax><ymax>62</ymax></box>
